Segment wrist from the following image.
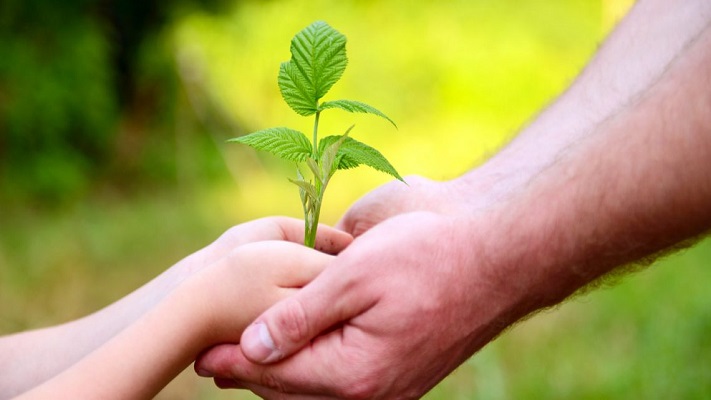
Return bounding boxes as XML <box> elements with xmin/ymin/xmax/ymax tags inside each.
<box><xmin>446</xmin><ymin>190</ymin><xmax>582</xmax><ymax>336</ymax></box>
<box><xmin>171</xmin><ymin>257</ymin><xmax>257</xmax><ymax>348</ymax></box>
<box><xmin>444</xmin><ymin>161</ymin><xmax>528</xmax><ymax>217</ymax></box>
<box><xmin>154</xmin><ymin>272</ymin><xmax>220</xmax><ymax>356</ymax></box>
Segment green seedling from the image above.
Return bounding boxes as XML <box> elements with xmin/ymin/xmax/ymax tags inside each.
<box><xmin>229</xmin><ymin>21</ymin><xmax>403</xmax><ymax>248</ymax></box>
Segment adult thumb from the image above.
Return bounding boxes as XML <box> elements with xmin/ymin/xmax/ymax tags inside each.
<box><xmin>239</xmin><ymin>255</ymin><xmax>370</xmax><ymax>364</ymax></box>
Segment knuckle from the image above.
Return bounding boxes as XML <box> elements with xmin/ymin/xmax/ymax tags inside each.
<box><xmin>350</xmin><ymin>219</ymin><xmax>372</xmax><ymax>238</ymax></box>
<box><xmin>218</xmin><ymin>225</ymin><xmax>243</xmax><ymax>244</ymax></box>
<box><xmin>262</xmin><ymin>215</ymin><xmax>287</xmax><ymax>232</ymax></box>
<box><xmin>272</xmin><ymin>298</ymin><xmax>310</xmax><ymax>346</ymax></box>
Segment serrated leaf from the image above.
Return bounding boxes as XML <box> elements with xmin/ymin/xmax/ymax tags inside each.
<box><xmin>318</xmin><ymin>135</ymin><xmax>403</xmax><ymax>181</ymax></box>
<box><xmin>341</xmin><ymin>139</ymin><xmax>403</xmax><ymax>181</ymax></box>
<box><xmin>319</xmin><ymin>99</ymin><xmax>397</xmax><ymax>128</ymax></box>
<box><xmin>227</xmin><ymin>127</ymin><xmax>312</xmax><ymax>162</ymax></box>
<box><xmin>278</xmin><ymin>21</ymin><xmax>347</xmax><ymax>116</ymax></box>
<box><xmin>278</xmin><ymin>62</ymin><xmax>317</xmax><ymax>116</ymax></box>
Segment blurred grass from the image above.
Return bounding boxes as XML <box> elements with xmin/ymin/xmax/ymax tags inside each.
<box><xmin>5</xmin><ymin>0</ymin><xmax>711</xmax><ymax>399</ymax></box>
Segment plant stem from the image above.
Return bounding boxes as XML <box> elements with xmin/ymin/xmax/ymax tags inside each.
<box><xmin>304</xmin><ymin>108</ymin><xmax>323</xmax><ymax>248</ymax></box>
<box><xmin>312</xmin><ymin>110</ymin><xmax>320</xmax><ymax>157</ymax></box>
<box><xmin>303</xmin><ymin>191</ymin><xmax>323</xmax><ymax>248</ymax></box>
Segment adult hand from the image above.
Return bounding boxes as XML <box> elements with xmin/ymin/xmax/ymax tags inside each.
<box><xmin>195</xmin><ymin>210</ymin><xmax>514</xmax><ymax>399</ymax></box>
<box><xmin>194</xmin><ymin>2</ymin><xmax>711</xmax><ymax>397</ymax></box>
<box><xmin>336</xmin><ymin>174</ymin><xmax>480</xmax><ymax>236</ymax></box>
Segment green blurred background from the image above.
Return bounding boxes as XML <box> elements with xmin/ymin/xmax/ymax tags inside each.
<box><xmin>2</xmin><ymin>0</ymin><xmax>710</xmax><ymax>398</ymax></box>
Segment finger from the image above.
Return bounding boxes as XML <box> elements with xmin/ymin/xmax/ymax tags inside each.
<box><xmin>196</xmin><ymin>331</ymin><xmax>360</xmax><ymax>398</ymax></box>
<box><xmin>233</xmin><ymin>241</ymin><xmax>335</xmax><ymax>288</ymax></box>
<box><xmin>335</xmin><ymin>197</ymin><xmax>382</xmax><ymax>236</ymax></box>
<box><xmin>334</xmin><ymin>206</ymin><xmax>357</xmax><ymax>234</ymax></box>
<box><xmin>257</xmin><ymin>216</ymin><xmax>353</xmax><ymax>254</ymax></box>
<box><xmin>277</xmin><ymin>244</ymin><xmax>334</xmax><ymax>288</ymax></box>
<box><xmin>216</xmin><ymin>217</ymin><xmax>353</xmax><ymax>255</ymax></box>
<box><xmin>237</xmin><ymin>382</ymin><xmax>337</xmax><ymax>400</ymax></box>
<box><xmin>312</xmin><ymin>223</ymin><xmax>354</xmax><ymax>254</ymax></box>
<box><xmin>210</xmin><ymin>378</ymin><xmax>334</xmax><ymax>400</ymax></box>
<box><xmin>336</xmin><ymin>175</ymin><xmax>430</xmax><ymax>236</ymax></box>
<box><xmin>240</xmin><ymin>252</ymin><xmax>374</xmax><ymax>364</ymax></box>
<box><xmin>334</xmin><ymin>185</ymin><xmax>402</xmax><ymax>236</ymax></box>
<box><xmin>213</xmin><ymin>377</ymin><xmax>243</xmax><ymax>389</ymax></box>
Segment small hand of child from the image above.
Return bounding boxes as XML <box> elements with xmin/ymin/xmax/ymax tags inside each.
<box><xmin>12</xmin><ymin>219</ymin><xmax>352</xmax><ymax>400</ymax></box>
<box><xmin>186</xmin><ymin>239</ymin><xmax>341</xmax><ymax>346</ymax></box>
<box><xmin>177</xmin><ymin>216</ymin><xmax>353</xmax><ymax>280</ymax></box>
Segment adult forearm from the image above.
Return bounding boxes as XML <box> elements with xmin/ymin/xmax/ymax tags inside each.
<box><xmin>340</xmin><ymin>1</ymin><xmax>711</xmax><ymax>234</ymax></box>
<box><xmin>457</xmin><ymin>0</ymin><xmax>711</xmax><ymax>204</ymax></box>
<box><xmin>191</xmin><ymin>4</ymin><xmax>711</xmax><ymax>398</ymax></box>
<box><xmin>476</xmin><ymin>21</ymin><xmax>711</xmax><ymax>322</ymax></box>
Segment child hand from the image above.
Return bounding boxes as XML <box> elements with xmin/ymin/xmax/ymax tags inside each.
<box><xmin>178</xmin><ymin>240</ymin><xmax>338</xmax><ymax>348</ymax></box>
<box><xmin>176</xmin><ymin>216</ymin><xmax>352</xmax><ymax>282</ymax></box>
<box><xmin>8</xmin><ymin>219</ymin><xmax>351</xmax><ymax>400</ymax></box>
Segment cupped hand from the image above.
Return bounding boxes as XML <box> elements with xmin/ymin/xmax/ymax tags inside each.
<box><xmin>195</xmin><ymin>211</ymin><xmax>507</xmax><ymax>399</ymax></box>
<box><xmin>336</xmin><ymin>175</ymin><xmax>464</xmax><ymax>237</ymax></box>
<box><xmin>192</xmin><ymin>240</ymin><xmax>342</xmax><ymax>345</ymax></box>
<box><xmin>181</xmin><ymin>216</ymin><xmax>353</xmax><ymax>279</ymax></box>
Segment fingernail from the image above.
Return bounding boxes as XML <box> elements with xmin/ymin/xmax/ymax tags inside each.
<box><xmin>196</xmin><ymin>368</ymin><xmax>214</xmax><ymax>378</ymax></box>
<box><xmin>242</xmin><ymin>322</ymin><xmax>282</xmax><ymax>363</ymax></box>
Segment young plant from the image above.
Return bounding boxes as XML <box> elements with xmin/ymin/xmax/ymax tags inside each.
<box><xmin>229</xmin><ymin>21</ymin><xmax>402</xmax><ymax>248</ymax></box>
